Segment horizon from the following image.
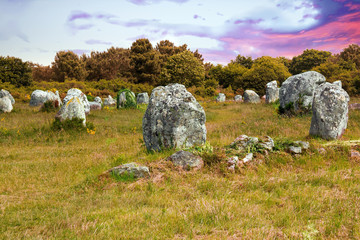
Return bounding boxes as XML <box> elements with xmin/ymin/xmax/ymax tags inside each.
<box><xmin>1</xmin><ymin>0</ymin><xmax>360</xmax><ymax>66</ymax></box>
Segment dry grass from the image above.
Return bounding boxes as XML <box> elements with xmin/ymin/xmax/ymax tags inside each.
<box><xmin>1</xmin><ymin>100</ymin><xmax>360</xmax><ymax>239</ymax></box>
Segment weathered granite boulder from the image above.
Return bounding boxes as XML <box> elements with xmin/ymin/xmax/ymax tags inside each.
<box><xmin>63</xmin><ymin>88</ymin><xmax>90</xmax><ymax>115</ymax></box>
<box><xmin>288</xmin><ymin>146</ymin><xmax>302</xmax><ymax>154</ymax></box>
<box><xmin>216</xmin><ymin>93</ymin><xmax>226</xmax><ymax>102</ymax></box>
<box><xmin>143</xmin><ymin>83</ymin><xmax>206</xmax><ymax>151</ymax></box>
<box><xmin>333</xmin><ymin>80</ymin><xmax>342</xmax><ymax>88</ymax></box>
<box><xmin>29</xmin><ymin>90</ymin><xmax>61</xmax><ymax>107</ymax></box>
<box><xmin>103</xmin><ymin>95</ymin><xmax>116</xmax><ymax>106</ymax></box>
<box><xmin>137</xmin><ymin>92</ymin><xmax>149</xmax><ymax>104</ymax></box>
<box><xmin>89</xmin><ymin>101</ymin><xmax>101</xmax><ymax>110</ymax></box>
<box><xmin>168</xmin><ymin>151</ymin><xmax>203</xmax><ymax>170</ymax></box>
<box><xmin>230</xmin><ymin>135</ymin><xmax>259</xmax><ymax>151</ymax></box>
<box><xmin>279</xmin><ymin>71</ymin><xmax>326</xmax><ymax>111</ymax></box>
<box><xmin>94</xmin><ymin>96</ymin><xmax>102</xmax><ymax>104</ymax></box>
<box><xmin>55</xmin><ymin>96</ymin><xmax>86</xmax><ymax>126</ymax></box>
<box><xmin>110</xmin><ymin>163</ymin><xmax>150</xmax><ymax>178</ymax></box>
<box><xmin>243</xmin><ymin>90</ymin><xmax>260</xmax><ymax>103</ymax></box>
<box><xmin>234</xmin><ymin>95</ymin><xmax>243</xmax><ymax>102</ymax></box>
<box><xmin>265</xmin><ymin>81</ymin><xmax>279</xmax><ymax>103</ymax></box>
<box><xmin>0</xmin><ymin>96</ymin><xmax>13</xmax><ymax>113</ymax></box>
<box><xmin>310</xmin><ymin>82</ymin><xmax>350</xmax><ymax>140</ymax></box>
<box><xmin>0</xmin><ymin>89</ymin><xmax>15</xmax><ymax>105</ymax></box>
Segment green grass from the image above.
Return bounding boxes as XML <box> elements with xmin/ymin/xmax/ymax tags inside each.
<box><xmin>1</xmin><ymin>100</ymin><xmax>360</xmax><ymax>239</ymax></box>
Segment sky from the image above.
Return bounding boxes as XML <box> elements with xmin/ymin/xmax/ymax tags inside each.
<box><xmin>0</xmin><ymin>0</ymin><xmax>360</xmax><ymax>66</ymax></box>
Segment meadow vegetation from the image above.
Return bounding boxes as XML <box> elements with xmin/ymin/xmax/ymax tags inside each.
<box><xmin>1</xmin><ymin>100</ymin><xmax>360</xmax><ymax>239</ymax></box>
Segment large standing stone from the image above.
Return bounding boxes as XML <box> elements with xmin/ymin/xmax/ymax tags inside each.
<box><xmin>309</xmin><ymin>82</ymin><xmax>349</xmax><ymax>140</ymax></box>
<box><xmin>279</xmin><ymin>71</ymin><xmax>326</xmax><ymax>111</ymax></box>
<box><xmin>103</xmin><ymin>95</ymin><xmax>116</xmax><ymax>106</ymax></box>
<box><xmin>137</xmin><ymin>92</ymin><xmax>149</xmax><ymax>104</ymax></box>
<box><xmin>243</xmin><ymin>90</ymin><xmax>260</xmax><ymax>103</ymax></box>
<box><xmin>0</xmin><ymin>96</ymin><xmax>13</xmax><ymax>113</ymax></box>
<box><xmin>55</xmin><ymin>96</ymin><xmax>86</xmax><ymax>126</ymax></box>
<box><xmin>234</xmin><ymin>95</ymin><xmax>243</xmax><ymax>102</ymax></box>
<box><xmin>265</xmin><ymin>81</ymin><xmax>279</xmax><ymax>103</ymax></box>
<box><xmin>0</xmin><ymin>89</ymin><xmax>15</xmax><ymax>105</ymax></box>
<box><xmin>143</xmin><ymin>84</ymin><xmax>206</xmax><ymax>151</ymax></box>
<box><xmin>29</xmin><ymin>90</ymin><xmax>61</xmax><ymax>107</ymax></box>
<box><xmin>63</xmin><ymin>88</ymin><xmax>90</xmax><ymax>115</ymax></box>
<box><xmin>216</xmin><ymin>93</ymin><xmax>226</xmax><ymax>102</ymax></box>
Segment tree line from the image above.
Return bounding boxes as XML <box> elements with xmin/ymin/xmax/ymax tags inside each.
<box><xmin>1</xmin><ymin>39</ymin><xmax>360</xmax><ymax>96</ymax></box>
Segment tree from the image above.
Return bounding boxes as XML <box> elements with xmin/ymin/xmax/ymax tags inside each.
<box><xmin>232</xmin><ymin>55</ymin><xmax>253</xmax><ymax>69</ymax></box>
<box><xmin>30</xmin><ymin>63</ymin><xmax>53</xmax><ymax>82</ymax></box>
<box><xmin>0</xmin><ymin>56</ymin><xmax>32</xmax><ymax>86</ymax></box>
<box><xmin>289</xmin><ymin>49</ymin><xmax>331</xmax><ymax>74</ymax></box>
<box><xmin>130</xmin><ymin>38</ymin><xmax>161</xmax><ymax>85</ymax></box>
<box><xmin>160</xmin><ymin>50</ymin><xmax>205</xmax><ymax>87</ymax></box>
<box><xmin>241</xmin><ymin>56</ymin><xmax>291</xmax><ymax>95</ymax></box>
<box><xmin>85</xmin><ymin>47</ymin><xmax>133</xmax><ymax>81</ymax></box>
<box><xmin>339</xmin><ymin>44</ymin><xmax>360</xmax><ymax>69</ymax></box>
<box><xmin>52</xmin><ymin>51</ymin><xmax>87</xmax><ymax>82</ymax></box>
<box><xmin>219</xmin><ymin>63</ymin><xmax>248</xmax><ymax>89</ymax></box>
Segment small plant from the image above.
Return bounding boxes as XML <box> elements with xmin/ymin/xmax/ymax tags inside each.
<box><xmin>110</xmin><ymin>171</ymin><xmax>136</xmax><ymax>182</ymax></box>
<box><xmin>183</xmin><ymin>142</ymin><xmax>213</xmax><ymax>154</ymax></box>
<box><xmin>277</xmin><ymin>94</ymin><xmax>312</xmax><ymax>116</ymax></box>
<box><xmin>117</xmin><ymin>89</ymin><xmax>137</xmax><ymax>109</ymax></box>
<box><xmin>51</xmin><ymin>118</ymin><xmax>95</xmax><ymax>133</ymax></box>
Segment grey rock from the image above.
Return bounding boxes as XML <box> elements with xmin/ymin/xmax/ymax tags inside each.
<box><xmin>29</xmin><ymin>90</ymin><xmax>61</xmax><ymax>107</ymax></box>
<box><xmin>89</xmin><ymin>101</ymin><xmax>101</xmax><ymax>110</ymax></box>
<box><xmin>279</xmin><ymin>71</ymin><xmax>326</xmax><ymax>112</ymax></box>
<box><xmin>310</xmin><ymin>82</ymin><xmax>349</xmax><ymax>140</ymax></box>
<box><xmin>0</xmin><ymin>96</ymin><xmax>13</xmax><ymax>113</ymax></box>
<box><xmin>288</xmin><ymin>146</ymin><xmax>302</xmax><ymax>154</ymax></box>
<box><xmin>55</xmin><ymin>96</ymin><xmax>86</xmax><ymax>126</ymax></box>
<box><xmin>63</xmin><ymin>88</ymin><xmax>90</xmax><ymax>115</ymax></box>
<box><xmin>143</xmin><ymin>83</ymin><xmax>206</xmax><ymax>151</ymax></box>
<box><xmin>259</xmin><ymin>136</ymin><xmax>274</xmax><ymax>151</ymax></box>
<box><xmin>294</xmin><ymin>141</ymin><xmax>310</xmax><ymax>150</ymax></box>
<box><xmin>333</xmin><ymin>80</ymin><xmax>342</xmax><ymax>88</ymax></box>
<box><xmin>94</xmin><ymin>96</ymin><xmax>102</xmax><ymax>104</ymax></box>
<box><xmin>227</xmin><ymin>156</ymin><xmax>239</xmax><ymax>171</ymax></box>
<box><xmin>234</xmin><ymin>95</ymin><xmax>243</xmax><ymax>102</ymax></box>
<box><xmin>317</xmin><ymin>148</ymin><xmax>326</xmax><ymax>154</ymax></box>
<box><xmin>103</xmin><ymin>95</ymin><xmax>116</xmax><ymax>106</ymax></box>
<box><xmin>110</xmin><ymin>163</ymin><xmax>150</xmax><ymax>178</ymax></box>
<box><xmin>265</xmin><ymin>81</ymin><xmax>279</xmax><ymax>103</ymax></box>
<box><xmin>242</xmin><ymin>153</ymin><xmax>253</xmax><ymax>163</ymax></box>
<box><xmin>137</xmin><ymin>92</ymin><xmax>149</xmax><ymax>104</ymax></box>
<box><xmin>231</xmin><ymin>135</ymin><xmax>259</xmax><ymax>151</ymax></box>
<box><xmin>216</xmin><ymin>93</ymin><xmax>226</xmax><ymax>102</ymax></box>
<box><xmin>168</xmin><ymin>151</ymin><xmax>203</xmax><ymax>170</ymax></box>
<box><xmin>243</xmin><ymin>90</ymin><xmax>260</xmax><ymax>103</ymax></box>
<box><xmin>0</xmin><ymin>89</ymin><xmax>15</xmax><ymax>105</ymax></box>
<box><xmin>119</xmin><ymin>91</ymin><xmax>136</xmax><ymax>107</ymax></box>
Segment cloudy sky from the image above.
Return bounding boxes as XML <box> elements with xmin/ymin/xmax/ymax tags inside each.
<box><xmin>0</xmin><ymin>0</ymin><xmax>360</xmax><ymax>66</ymax></box>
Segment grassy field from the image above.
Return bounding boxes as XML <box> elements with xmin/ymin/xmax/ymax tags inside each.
<box><xmin>1</xmin><ymin>100</ymin><xmax>360</xmax><ymax>239</ymax></box>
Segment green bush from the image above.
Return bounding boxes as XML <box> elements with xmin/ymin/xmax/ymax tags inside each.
<box><xmin>40</xmin><ymin>100</ymin><xmax>60</xmax><ymax>113</ymax></box>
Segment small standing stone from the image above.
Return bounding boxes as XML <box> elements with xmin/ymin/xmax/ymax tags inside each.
<box><xmin>0</xmin><ymin>89</ymin><xmax>15</xmax><ymax>105</ymax></box>
<box><xmin>243</xmin><ymin>90</ymin><xmax>260</xmax><ymax>103</ymax></box>
<box><xmin>0</xmin><ymin>96</ymin><xmax>13</xmax><ymax>113</ymax></box>
<box><xmin>94</xmin><ymin>96</ymin><xmax>102</xmax><ymax>104</ymax></box>
<box><xmin>265</xmin><ymin>81</ymin><xmax>279</xmax><ymax>103</ymax></box>
<box><xmin>234</xmin><ymin>95</ymin><xmax>243</xmax><ymax>102</ymax></box>
<box><xmin>103</xmin><ymin>95</ymin><xmax>116</xmax><ymax>106</ymax></box>
<box><xmin>89</xmin><ymin>101</ymin><xmax>102</xmax><ymax>110</ymax></box>
<box><xmin>137</xmin><ymin>92</ymin><xmax>149</xmax><ymax>104</ymax></box>
<box><xmin>216</xmin><ymin>93</ymin><xmax>226</xmax><ymax>102</ymax></box>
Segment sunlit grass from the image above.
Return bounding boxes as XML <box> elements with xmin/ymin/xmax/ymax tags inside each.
<box><xmin>1</xmin><ymin>100</ymin><xmax>360</xmax><ymax>239</ymax></box>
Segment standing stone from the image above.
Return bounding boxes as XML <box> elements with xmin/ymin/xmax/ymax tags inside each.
<box><xmin>63</xmin><ymin>88</ymin><xmax>90</xmax><ymax>115</ymax></box>
<box><xmin>30</xmin><ymin>90</ymin><xmax>62</xmax><ymax>107</ymax></box>
<box><xmin>234</xmin><ymin>95</ymin><xmax>243</xmax><ymax>102</ymax></box>
<box><xmin>279</xmin><ymin>71</ymin><xmax>326</xmax><ymax>112</ymax></box>
<box><xmin>137</xmin><ymin>92</ymin><xmax>149</xmax><ymax>104</ymax></box>
<box><xmin>216</xmin><ymin>93</ymin><xmax>226</xmax><ymax>102</ymax></box>
<box><xmin>0</xmin><ymin>96</ymin><xmax>13</xmax><ymax>113</ymax></box>
<box><xmin>243</xmin><ymin>90</ymin><xmax>260</xmax><ymax>103</ymax></box>
<box><xmin>143</xmin><ymin>83</ymin><xmax>206</xmax><ymax>151</ymax></box>
<box><xmin>118</xmin><ymin>90</ymin><xmax>136</xmax><ymax>107</ymax></box>
<box><xmin>265</xmin><ymin>81</ymin><xmax>279</xmax><ymax>103</ymax></box>
<box><xmin>0</xmin><ymin>89</ymin><xmax>15</xmax><ymax>105</ymax></box>
<box><xmin>309</xmin><ymin>82</ymin><xmax>350</xmax><ymax>140</ymax></box>
<box><xmin>103</xmin><ymin>95</ymin><xmax>116</xmax><ymax>106</ymax></box>
<box><xmin>55</xmin><ymin>96</ymin><xmax>86</xmax><ymax>126</ymax></box>
<box><xmin>94</xmin><ymin>96</ymin><xmax>102</xmax><ymax>104</ymax></box>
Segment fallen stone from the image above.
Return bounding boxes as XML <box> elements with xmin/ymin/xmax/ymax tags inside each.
<box><xmin>310</xmin><ymin>82</ymin><xmax>349</xmax><ymax>140</ymax></box>
<box><xmin>288</xmin><ymin>146</ymin><xmax>302</xmax><ymax>154</ymax></box>
<box><xmin>279</xmin><ymin>71</ymin><xmax>326</xmax><ymax>112</ymax></box>
<box><xmin>243</xmin><ymin>90</ymin><xmax>260</xmax><ymax>103</ymax></box>
<box><xmin>110</xmin><ymin>163</ymin><xmax>150</xmax><ymax>178</ymax></box>
<box><xmin>143</xmin><ymin>83</ymin><xmax>206</xmax><ymax>151</ymax></box>
<box><xmin>231</xmin><ymin>135</ymin><xmax>259</xmax><ymax>151</ymax></box>
<box><xmin>294</xmin><ymin>141</ymin><xmax>310</xmax><ymax>150</ymax></box>
<box><xmin>167</xmin><ymin>151</ymin><xmax>203</xmax><ymax>170</ymax></box>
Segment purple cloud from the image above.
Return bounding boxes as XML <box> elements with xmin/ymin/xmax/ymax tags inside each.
<box><xmin>127</xmin><ymin>0</ymin><xmax>189</xmax><ymax>5</ymax></box>
<box><xmin>85</xmin><ymin>39</ymin><xmax>112</xmax><ymax>45</ymax></box>
<box><xmin>234</xmin><ymin>18</ymin><xmax>264</xmax><ymax>25</ymax></box>
<box><xmin>68</xmin><ymin>11</ymin><xmax>92</xmax><ymax>22</ymax></box>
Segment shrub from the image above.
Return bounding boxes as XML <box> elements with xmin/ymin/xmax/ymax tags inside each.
<box><xmin>40</xmin><ymin>100</ymin><xmax>60</xmax><ymax>113</ymax></box>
